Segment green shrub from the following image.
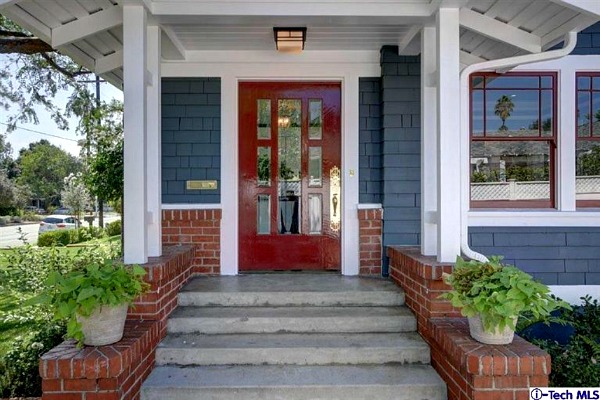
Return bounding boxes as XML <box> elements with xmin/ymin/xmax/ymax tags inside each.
<box><xmin>69</xmin><ymin>226</ymin><xmax>105</xmax><ymax>244</ymax></box>
<box><xmin>37</xmin><ymin>230</ymin><xmax>71</xmax><ymax>247</ymax></box>
<box><xmin>105</xmin><ymin>219</ymin><xmax>122</xmax><ymax>237</ymax></box>
<box><xmin>0</xmin><ymin>217</ymin><xmax>8</xmax><ymax>226</ymax></box>
<box><xmin>9</xmin><ymin>216</ymin><xmax>21</xmax><ymax>224</ymax></box>
<box><xmin>0</xmin><ymin>323</ymin><xmax>65</xmax><ymax>398</ymax></box>
<box><xmin>519</xmin><ymin>296</ymin><xmax>600</xmax><ymax>387</ymax></box>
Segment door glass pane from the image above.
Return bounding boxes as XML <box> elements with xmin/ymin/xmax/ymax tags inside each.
<box><xmin>308</xmin><ymin>147</ymin><xmax>322</xmax><ymax>187</ymax></box>
<box><xmin>278</xmin><ymin>99</ymin><xmax>302</xmax><ymax>235</ymax></box>
<box><xmin>257</xmin><ymin>147</ymin><xmax>271</xmax><ymax>186</ymax></box>
<box><xmin>472</xmin><ymin>90</ymin><xmax>484</xmax><ymax>136</ymax></box>
<box><xmin>309</xmin><ymin>99</ymin><xmax>322</xmax><ymax>139</ymax></box>
<box><xmin>308</xmin><ymin>194</ymin><xmax>322</xmax><ymax>234</ymax></box>
<box><xmin>257</xmin><ymin>195</ymin><xmax>270</xmax><ymax>234</ymax></box>
<box><xmin>257</xmin><ymin>99</ymin><xmax>271</xmax><ymax>139</ymax></box>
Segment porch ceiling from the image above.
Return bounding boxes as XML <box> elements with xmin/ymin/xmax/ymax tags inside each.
<box><xmin>0</xmin><ymin>0</ymin><xmax>598</xmax><ymax>87</ymax></box>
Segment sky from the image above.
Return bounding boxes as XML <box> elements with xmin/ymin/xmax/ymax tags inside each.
<box><xmin>0</xmin><ymin>55</ymin><xmax>123</xmax><ymax>158</ymax></box>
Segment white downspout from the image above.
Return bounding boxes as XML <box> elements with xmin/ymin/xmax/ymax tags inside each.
<box><xmin>459</xmin><ymin>32</ymin><xmax>578</xmax><ymax>262</ymax></box>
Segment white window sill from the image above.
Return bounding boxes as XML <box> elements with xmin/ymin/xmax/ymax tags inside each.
<box><xmin>468</xmin><ymin>209</ymin><xmax>600</xmax><ymax>227</ymax></box>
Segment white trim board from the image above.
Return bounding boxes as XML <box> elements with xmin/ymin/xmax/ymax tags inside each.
<box><xmin>162</xmin><ymin>50</ymin><xmax>379</xmax><ymax>276</ymax></box>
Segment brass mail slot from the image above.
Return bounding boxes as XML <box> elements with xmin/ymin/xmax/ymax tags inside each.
<box><xmin>186</xmin><ymin>180</ymin><xmax>218</xmax><ymax>190</ymax></box>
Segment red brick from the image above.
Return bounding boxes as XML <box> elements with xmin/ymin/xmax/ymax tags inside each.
<box><xmin>42</xmin><ymin>379</ymin><xmax>62</xmax><ymax>392</ymax></box>
<box><xmin>63</xmin><ymin>378</ymin><xmax>97</xmax><ymax>392</ymax></box>
<box><xmin>86</xmin><ymin>392</ymin><xmax>120</xmax><ymax>400</ymax></box>
<box><xmin>42</xmin><ymin>394</ymin><xmax>82</xmax><ymax>400</ymax></box>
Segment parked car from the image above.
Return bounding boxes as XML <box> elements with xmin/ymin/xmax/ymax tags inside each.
<box><xmin>39</xmin><ymin>215</ymin><xmax>80</xmax><ymax>234</ymax></box>
<box><xmin>54</xmin><ymin>207</ymin><xmax>71</xmax><ymax>215</ymax></box>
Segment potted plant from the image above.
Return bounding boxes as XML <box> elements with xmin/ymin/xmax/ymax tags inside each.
<box><xmin>440</xmin><ymin>256</ymin><xmax>570</xmax><ymax>345</ymax></box>
<box><xmin>31</xmin><ymin>259</ymin><xmax>148</xmax><ymax>347</ymax></box>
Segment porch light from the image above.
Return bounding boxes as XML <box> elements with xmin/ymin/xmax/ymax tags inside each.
<box><xmin>273</xmin><ymin>27</ymin><xmax>307</xmax><ymax>53</ymax></box>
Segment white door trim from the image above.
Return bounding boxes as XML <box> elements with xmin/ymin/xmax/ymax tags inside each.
<box><xmin>162</xmin><ymin>50</ymin><xmax>379</xmax><ymax>275</ymax></box>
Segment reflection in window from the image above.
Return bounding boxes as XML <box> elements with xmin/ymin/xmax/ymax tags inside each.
<box><xmin>308</xmin><ymin>194</ymin><xmax>322</xmax><ymax>234</ymax></box>
<box><xmin>308</xmin><ymin>147</ymin><xmax>322</xmax><ymax>187</ymax></box>
<box><xmin>257</xmin><ymin>195</ymin><xmax>270</xmax><ymax>234</ymax></box>
<box><xmin>470</xmin><ymin>73</ymin><xmax>556</xmax><ymax>207</ymax></box>
<box><xmin>309</xmin><ymin>99</ymin><xmax>322</xmax><ymax>139</ymax></box>
<box><xmin>257</xmin><ymin>99</ymin><xmax>271</xmax><ymax>139</ymax></box>
<box><xmin>278</xmin><ymin>99</ymin><xmax>302</xmax><ymax>234</ymax></box>
<box><xmin>470</xmin><ymin>141</ymin><xmax>551</xmax><ymax>202</ymax></box>
<box><xmin>257</xmin><ymin>147</ymin><xmax>271</xmax><ymax>186</ymax></box>
<box><xmin>576</xmin><ymin>73</ymin><xmax>600</xmax><ymax>206</ymax></box>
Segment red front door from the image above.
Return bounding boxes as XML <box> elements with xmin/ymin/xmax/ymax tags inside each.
<box><xmin>239</xmin><ymin>82</ymin><xmax>342</xmax><ymax>271</ymax></box>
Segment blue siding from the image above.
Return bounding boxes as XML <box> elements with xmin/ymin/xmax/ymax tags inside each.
<box><xmin>380</xmin><ymin>46</ymin><xmax>421</xmax><ymax>274</ymax></box>
<box><xmin>161</xmin><ymin>78</ymin><xmax>221</xmax><ymax>204</ymax></box>
<box><xmin>552</xmin><ymin>22</ymin><xmax>600</xmax><ymax>55</ymax></box>
<box><xmin>469</xmin><ymin>227</ymin><xmax>600</xmax><ymax>285</ymax></box>
<box><xmin>359</xmin><ymin>78</ymin><xmax>383</xmax><ymax>204</ymax></box>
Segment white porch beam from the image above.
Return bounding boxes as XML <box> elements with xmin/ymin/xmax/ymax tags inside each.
<box><xmin>420</xmin><ymin>26</ymin><xmax>438</xmax><ymax>256</ymax></box>
<box><xmin>2</xmin><ymin>6</ymin><xmax>51</xmax><ymax>42</ymax></box>
<box><xmin>549</xmin><ymin>0</ymin><xmax>600</xmax><ymax>18</ymax></box>
<box><xmin>146</xmin><ymin>25</ymin><xmax>162</xmax><ymax>257</ymax></box>
<box><xmin>149</xmin><ymin>1</ymin><xmax>433</xmax><ymax>17</ymax></box>
<box><xmin>436</xmin><ymin>8</ymin><xmax>461</xmax><ymax>263</ymax></box>
<box><xmin>460</xmin><ymin>50</ymin><xmax>486</xmax><ymax>66</ymax></box>
<box><xmin>398</xmin><ymin>26</ymin><xmax>421</xmax><ymax>56</ymax></box>
<box><xmin>459</xmin><ymin>8</ymin><xmax>542</xmax><ymax>54</ymax></box>
<box><xmin>123</xmin><ymin>4</ymin><xmax>149</xmax><ymax>264</ymax></box>
<box><xmin>52</xmin><ymin>6</ymin><xmax>123</xmax><ymax>48</ymax></box>
<box><xmin>161</xmin><ymin>26</ymin><xmax>186</xmax><ymax>60</ymax></box>
<box><xmin>95</xmin><ymin>50</ymin><xmax>123</xmax><ymax>74</ymax></box>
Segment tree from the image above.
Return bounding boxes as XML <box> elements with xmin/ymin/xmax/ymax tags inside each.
<box><xmin>0</xmin><ymin>169</ymin><xmax>27</xmax><ymax>213</ymax></box>
<box><xmin>1</xmin><ymin>15</ymin><xmax>93</xmax><ymax>132</ymax></box>
<box><xmin>16</xmin><ymin>140</ymin><xmax>81</xmax><ymax>207</ymax></box>
<box><xmin>577</xmin><ymin>146</ymin><xmax>600</xmax><ymax>176</ymax></box>
<box><xmin>494</xmin><ymin>95</ymin><xmax>515</xmax><ymax>132</ymax></box>
<box><xmin>61</xmin><ymin>173</ymin><xmax>91</xmax><ymax>221</ymax></box>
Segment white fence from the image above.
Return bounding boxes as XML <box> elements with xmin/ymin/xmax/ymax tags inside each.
<box><xmin>472</xmin><ymin>176</ymin><xmax>600</xmax><ymax>201</ymax></box>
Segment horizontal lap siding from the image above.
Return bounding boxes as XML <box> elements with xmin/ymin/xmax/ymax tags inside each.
<box><xmin>469</xmin><ymin>227</ymin><xmax>600</xmax><ymax>285</ymax></box>
<box><xmin>162</xmin><ymin>78</ymin><xmax>221</xmax><ymax>204</ymax></box>
<box><xmin>380</xmin><ymin>46</ymin><xmax>421</xmax><ymax>274</ymax></box>
<box><xmin>359</xmin><ymin>77</ymin><xmax>383</xmax><ymax>204</ymax></box>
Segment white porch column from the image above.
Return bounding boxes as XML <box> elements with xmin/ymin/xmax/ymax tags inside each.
<box><xmin>558</xmin><ymin>66</ymin><xmax>577</xmax><ymax>211</ymax></box>
<box><xmin>146</xmin><ymin>25</ymin><xmax>162</xmax><ymax>256</ymax></box>
<box><xmin>420</xmin><ymin>26</ymin><xmax>438</xmax><ymax>256</ymax></box>
<box><xmin>123</xmin><ymin>4</ymin><xmax>148</xmax><ymax>264</ymax></box>
<box><xmin>436</xmin><ymin>8</ymin><xmax>461</xmax><ymax>262</ymax></box>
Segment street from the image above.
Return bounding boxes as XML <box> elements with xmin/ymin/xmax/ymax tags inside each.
<box><xmin>0</xmin><ymin>214</ymin><xmax>121</xmax><ymax>248</ymax></box>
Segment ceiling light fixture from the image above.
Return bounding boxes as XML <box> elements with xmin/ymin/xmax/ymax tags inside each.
<box><xmin>273</xmin><ymin>27</ymin><xmax>307</xmax><ymax>53</ymax></box>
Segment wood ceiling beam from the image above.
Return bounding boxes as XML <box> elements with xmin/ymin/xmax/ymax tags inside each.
<box><xmin>460</xmin><ymin>8</ymin><xmax>542</xmax><ymax>53</ymax></box>
<box><xmin>52</xmin><ymin>5</ymin><xmax>123</xmax><ymax>48</ymax></box>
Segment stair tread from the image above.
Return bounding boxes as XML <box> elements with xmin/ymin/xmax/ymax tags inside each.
<box><xmin>158</xmin><ymin>332</ymin><xmax>428</xmax><ymax>350</ymax></box>
<box><xmin>170</xmin><ymin>305</ymin><xmax>414</xmax><ymax>319</ymax></box>
<box><xmin>143</xmin><ymin>364</ymin><xmax>445</xmax><ymax>388</ymax></box>
<box><xmin>181</xmin><ymin>275</ymin><xmax>402</xmax><ymax>294</ymax></box>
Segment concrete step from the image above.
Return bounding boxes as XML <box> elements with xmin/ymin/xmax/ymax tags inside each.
<box><xmin>156</xmin><ymin>332</ymin><xmax>430</xmax><ymax>366</ymax></box>
<box><xmin>141</xmin><ymin>364</ymin><xmax>446</xmax><ymax>400</ymax></box>
<box><xmin>167</xmin><ymin>306</ymin><xmax>416</xmax><ymax>334</ymax></box>
<box><xmin>178</xmin><ymin>275</ymin><xmax>404</xmax><ymax>307</ymax></box>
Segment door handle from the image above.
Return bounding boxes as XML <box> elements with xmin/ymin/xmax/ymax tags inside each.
<box><xmin>330</xmin><ymin>166</ymin><xmax>341</xmax><ymax>231</ymax></box>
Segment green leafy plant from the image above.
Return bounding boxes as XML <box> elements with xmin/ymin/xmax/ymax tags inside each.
<box><xmin>29</xmin><ymin>260</ymin><xmax>148</xmax><ymax>347</ymax></box>
<box><xmin>440</xmin><ymin>256</ymin><xmax>570</xmax><ymax>333</ymax></box>
<box><xmin>105</xmin><ymin>220</ymin><xmax>122</xmax><ymax>237</ymax></box>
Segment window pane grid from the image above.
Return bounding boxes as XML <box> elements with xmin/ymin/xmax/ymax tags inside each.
<box><xmin>470</xmin><ymin>73</ymin><xmax>556</xmax><ymax>208</ymax></box>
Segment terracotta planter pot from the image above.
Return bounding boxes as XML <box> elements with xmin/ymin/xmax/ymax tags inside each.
<box><xmin>77</xmin><ymin>304</ymin><xmax>128</xmax><ymax>346</ymax></box>
<box><xmin>468</xmin><ymin>315</ymin><xmax>517</xmax><ymax>345</ymax></box>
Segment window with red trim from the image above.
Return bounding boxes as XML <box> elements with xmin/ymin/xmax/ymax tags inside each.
<box><xmin>470</xmin><ymin>72</ymin><xmax>557</xmax><ymax>208</ymax></box>
<box><xmin>576</xmin><ymin>73</ymin><xmax>600</xmax><ymax>208</ymax></box>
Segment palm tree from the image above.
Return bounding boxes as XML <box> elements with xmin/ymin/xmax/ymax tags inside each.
<box><xmin>494</xmin><ymin>95</ymin><xmax>515</xmax><ymax>132</ymax></box>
